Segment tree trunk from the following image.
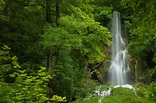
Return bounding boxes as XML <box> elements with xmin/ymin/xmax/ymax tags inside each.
<box><xmin>56</xmin><ymin>2</ymin><xmax>60</xmax><ymax>26</ymax></box>
<box><xmin>55</xmin><ymin>2</ymin><xmax>60</xmax><ymax>65</ymax></box>
<box><xmin>47</xmin><ymin>49</ymin><xmax>52</xmax><ymax>70</ymax></box>
<box><xmin>46</xmin><ymin>0</ymin><xmax>52</xmax><ymax>70</ymax></box>
<box><xmin>46</xmin><ymin>0</ymin><xmax>51</xmax><ymax>23</ymax></box>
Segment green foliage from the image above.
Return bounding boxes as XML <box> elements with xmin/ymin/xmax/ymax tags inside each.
<box><xmin>58</xmin><ymin>15</ymin><xmax>111</xmax><ymax>64</ymax></box>
<box><xmin>104</xmin><ymin>87</ymin><xmax>147</xmax><ymax>103</ymax></box>
<box><xmin>0</xmin><ymin>46</ymin><xmax>67</xmax><ymax>103</ymax></box>
<box><xmin>0</xmin><ymin>45</ymin><xmax>20</xmax><ymax>82</ymax></box>
<box><xmin>78</xmin><ymin>97</ymin><xmax>100</xmax><ymax>103</ymax></box>
<box><xmin>121</xmin><ymin>0</ymin><xmax>156</xmax><ymax>58</ymax></box>
<box><xmin>5</xmin><ymin>0</ymin><xmax>154</xmax><ymax>103</ymax></box>
<box><xmin>121</xmin><ymin>0</ymin><xmax>156</xmax><ymax>82</ymax></box>
<box><xmin>8</xmin><ymin>67</ymin><xmax>51</xmax><ymax>103</ymax></box>
<box><xmin>149</xmin><ymin>54</ymin><xmax>156</xmax><ymax>77</ymax></box>
<box><xmin>51</xmin><ymin>95</ymin><xmax>67</xmax><ymax>103</ymax></box>
<box><xmin>133</xmin><ymin>83</ymin><xmax>149</xmax><ymax>98</ymax></box>
<box><xmin>42</xmin><ymin>23</ymin><xmax>84</xmax><ymax>100</ymax></box>
<box><xmin>41</xmin><ymin>2</ymin><xmax>111</xmax><ymax>100</ymax></box>
<box><xmin>101</xmin><ymin>96</ymin><xmax>120</xmax><ymax>103</ymax></box>
<box><xmin>0</xmin><ymin>59</ymin><xmax>51</xmax><ymax>103</ymax></box>
<box><xmin>148</xmin><ymin>82</ymin><xmax>156</xmax><ymax>102</ymax></box>
<box><xmin>91</xmin><ymin>0</ymin><xmax>113</xmax><ymax>25</ymax></box>
<box><xmin>0</xmin><ymin>0</ymin><xmax>45</xmax><ymax>70</ymax></box>
<box><xmin>0</xmin><ymin>65</ymin><xmax>67</xmax><ymax>103</ymax></box>
<box><xmin>132</xmin><ymin>82</ymin><xmax>156</xmax><ymax>103</ymax></box>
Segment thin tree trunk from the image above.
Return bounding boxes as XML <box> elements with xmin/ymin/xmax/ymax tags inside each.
<box><xmin>47</xmin><ymin>49</ymin><xmax>52</xmax><ymax>70</ymax></box>
<box><xmin>56</xmin><ymin>2</ymin><xmax>60</xmax><ymax>26</ymax></box>
<box><xmin>46</xmin><ymin>0</ymin><xmax>51</xmax><ymax>23</ymax></box>
<box><xmin>46</xmin><ymin>0</ymin><xmax>52</xmax><ymax>70</ymax></box>
<box><xmin>55</xmin><ymin>2</ymin><xmax>60</xmax><ymax>65</ymax></box>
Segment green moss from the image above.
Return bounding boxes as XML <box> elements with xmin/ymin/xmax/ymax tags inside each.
<box><xmin>103</xmin><ymin>87</ymin><xmax>150</xmax><ymax>103</ymax></box>
<box><xmin>73</xmin><ymin>86</ymin><xmax>153</xmax><ymax>103</ymax></box>
<box><xmin>102</xmin><ymin>96</ymin><xmax>120</xmax><ymax>103</ymax></box>
<box><xmin>73</xmin><ymin>97</ymin><xmax>100</xmax><ymax>103</ymax></box>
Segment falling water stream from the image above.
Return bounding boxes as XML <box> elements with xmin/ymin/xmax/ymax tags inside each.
<box><xmin>96</xmin><ymin>11</ymin><xmax>133</xmax><ymax>103</ymax></box>
<box><xmin>109</xmin><ymin>11</ymin><xmax>130</xmax><ymax>85</ymax></box>
<box><xmin>84</xmin><ymin>11</ymin><xmax>134</xmax><ymax>103</ymax></box>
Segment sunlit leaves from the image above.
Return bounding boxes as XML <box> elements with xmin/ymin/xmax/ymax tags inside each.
<box><xmin>42</xmin><ymin>11</ymin><xmax>111</xmax><ymax>64</ymax></box>
<box><xmin>6</xmin><ymin>67</ymin><xmax>52</xmax><ymax>102</ymax></box>
<box><xmin>12</xmin><ymin>56</ymin><xmax>21</xmax><ymax>68</ymax></box>
<box><xmin>42</xmin><ymin>26</ymin><xmax>68</xmax><ymax>48</ymax></box>
<box><xmin>0</xmin><ymin>46</ymin><xmax>52</xmax><ymax>102</ymax></box>
<box><xmin>51</xmin><ymin>95</ymin><xmax>67</xmax><ymax>102</ymax></box>
<box><xmin>0</xmin><ymin>45</ymin><xmax>20</xmax><ymax>82</ymax></box>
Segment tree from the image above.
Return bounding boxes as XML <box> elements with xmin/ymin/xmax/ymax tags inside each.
<box><xmin>121</xmin><ymin>0</ymin><xmax>156</xmax><ymax>81</ymax></box>
<box><xmin>0</xmin><ymin>0</ymin><xmax>45</xmax><ymax>69</ymax></box>
<box><xmin>41</xmin><ymin>0</ymin><xmax>112</xmax><ymax>100</ymax></box>
<box><xmin>1</xmin><ymin>0</ymin><xmax>112</xmax><ymax>101</ymax></box>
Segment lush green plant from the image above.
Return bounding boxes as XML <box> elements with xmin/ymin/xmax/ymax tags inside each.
<box><xmin>41</xmin><ymin>3</ymin><xmax>111</xmax><ymax>100</ymax></box>
<box><xmin>0</xmin><ymin>45</ymin><xmax>20</xmax><ymax>82</ymax></box>
<box><xmin>0</xmin><ymin>45</ymin><xmax>67</xmax><ymax>103</ymax></box>
<box><xmin>133</xmin><ymin>82</ymin><xmax>156</xmax><ymax>103</ymax></box>
<box><xmin>8</xmin><ymin>66</ymin><xmax>51</xmax><ymax>103</ymax></box>
<box><xmin>121</xmin><ymin>0</ymin><xmax>156</xmax><ymax>82</ymax></box>
<box><xmin>149</xmin><ymin>54</ymin><xmax>156</xmax><ymax>78</ymax></box>
<box><xmin>0</xmin><ymin>64</ymin><xmax>51</xmax><ymax>102</ymax></box>
<box><xmin>73</xmin><ymin>97</ymin><xmax>100</xmax><ymax>103</ymax></box>
<box><xmin>148</xmin><ymin>82</ymin><xmax>156</xmax><ymax>102</ymax></box>
<box><xmin>51</xmin><ymin>95</ymin><xmax>67</xmax><ymax>103</ymax></box>
<box><xmin>133</xmin><ymin>83</ymin><xmax>149</xmax><ymax>98</ymax></box>
<box><xmin>73</xmin><ymin>84</ymin><xmax>155</xmax><ymax>103</ymax></box>
<box><xmin>1</xmin><ymin>0</ymin><xmax>112</xmax><ymax>101</ymax></box>
<box><xmin>106</xmin><ymin>87</ymin><xmax>148</xmax><ymax>103</ymax></box>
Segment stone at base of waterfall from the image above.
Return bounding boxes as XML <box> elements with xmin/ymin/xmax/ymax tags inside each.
<box><xmin>114</xmin><ymin>84</ymin><xmax>133</xmax><ymax>89</ymax></box>
<box><xmin>95</xmin><ymin>88</ymin><xmax>111</xmax><ymax>97</ymax></box>
<box><xmin>95</xmin><ymin>84</ymin><xmax>133</xmax><ymax>98</ymax></box>
<box><xmin>114</xmin><ymin>84</ymin><xmax>137</xmax><ymax>96</ymax></box>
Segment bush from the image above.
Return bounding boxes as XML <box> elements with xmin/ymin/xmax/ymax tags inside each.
<box><xmin>0</xmin><ymin>45</ymin><xmax>66</xmax><ymax>103</ymax></box>
<box><xmin>148</xmin><ymin>82</ymin><xmax>156</xmax><ymax>102</ymax></box>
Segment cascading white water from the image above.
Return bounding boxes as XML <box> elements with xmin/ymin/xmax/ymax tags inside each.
<box><xmin>109</xmin><ymin>11</ymin><xmax>130</xmax><ymax>85</ymax></box>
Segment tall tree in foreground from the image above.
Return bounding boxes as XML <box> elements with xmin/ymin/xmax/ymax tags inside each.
<box><xmin>41</xmin><ymin>0</ymin><xmax>112</xmax><ymax>100</ymax></box>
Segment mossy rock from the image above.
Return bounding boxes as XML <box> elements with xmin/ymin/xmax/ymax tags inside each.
<box><xmin>73</xmin><ymin>87</ymin><xmax>152</xmax><ymax>103</ymax></box>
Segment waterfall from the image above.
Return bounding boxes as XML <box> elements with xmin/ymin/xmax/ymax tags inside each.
<box><xmin>95</xmin><ymin>11</ymin><xmax>132</xmax><ymax>103</ymax></box>
<box><xmin>109</xmin><ymin>11</ymin><xmax>130</xmax><ymax>85</ymax></box>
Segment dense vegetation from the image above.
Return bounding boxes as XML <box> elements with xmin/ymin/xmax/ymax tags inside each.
<box><xmin>0</xmin><ymin>0</ymin><xmax>156</xmax><ymax>102</ymax></box>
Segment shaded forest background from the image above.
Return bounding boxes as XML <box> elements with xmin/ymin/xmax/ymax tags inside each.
<box><xmin>0</xmin><ymin>0</ymin><xmax>156</xmax><ymax>102</ymax></box>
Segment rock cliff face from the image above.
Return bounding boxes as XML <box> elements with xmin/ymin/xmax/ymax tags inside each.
<box><xmin>129</xmin><ymin>56</ymin><xmax>152</xmax><ymax>84</ymax></box>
